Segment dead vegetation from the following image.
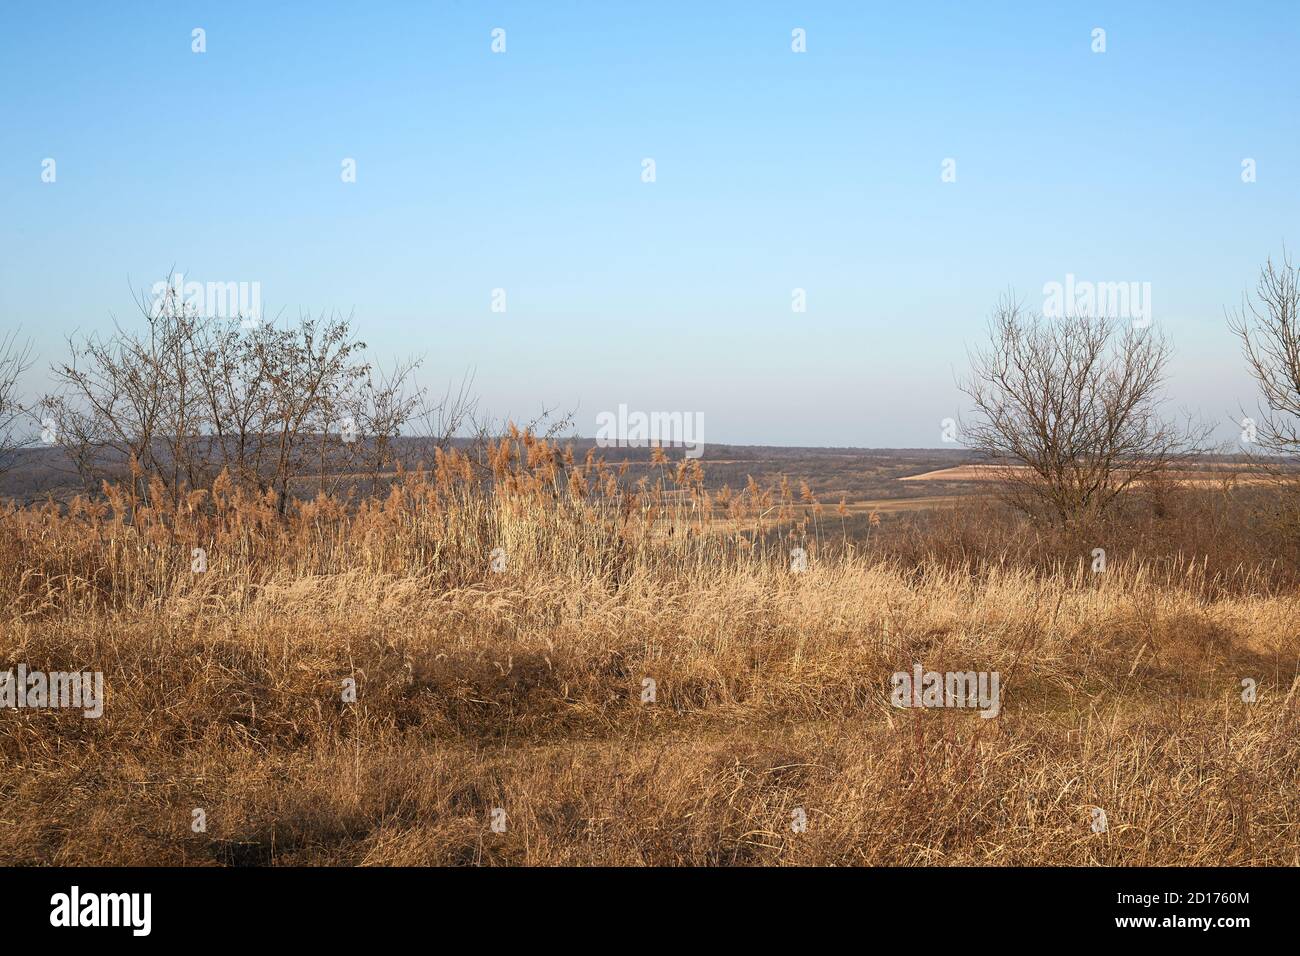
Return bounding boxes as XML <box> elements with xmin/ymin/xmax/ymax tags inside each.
<box><xmin>2</xmin><ymin>429</ymin><xmax>1298</xmax><ymax>866</ymax></box>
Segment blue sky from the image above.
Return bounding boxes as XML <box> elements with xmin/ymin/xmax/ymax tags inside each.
<box><xmin>2</xmin><ymin>1</ymin><xmax>1298</xmax><ymax>447</ymax></box>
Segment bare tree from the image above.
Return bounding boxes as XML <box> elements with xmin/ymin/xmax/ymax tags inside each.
<box><xmin>960</xmin><ymin>294</ymin><xmax>1204</xmax><ymax>527</ymax></box>
<box><xmin>0</xmin><ymin>328</ymin><xmax>35</xmax><ymax>479</ymax></box>
<box><xmin>42</xmin><ymin>286</ymin><xmax>206</xmax><ymax>502</ymax></box>
<box><xmin>405</xmin><ymin>370</ymin><xmax>478</xmax><ymax>465</ymax></box>
<box><xmin>1229</xmin><ymin>250</ymin><xmax>1300</xmax><ymax>528</ymax></box>
<box><xmin>331</xmin><ymin>355</ymin><xmax>424</xmax><ymax>495</ymax></box>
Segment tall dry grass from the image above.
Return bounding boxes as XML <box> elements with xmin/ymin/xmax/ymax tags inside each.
<box><xmin>1</xmin><ymin>431</ymin><xmax>1298</xmax><ymax>865</ymax></box>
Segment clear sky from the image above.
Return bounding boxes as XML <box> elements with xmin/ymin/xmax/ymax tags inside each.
<box><xmin>3</xmin><ymin>1</ymin><xmax>1298</xmax><ymax>447</ymax></box>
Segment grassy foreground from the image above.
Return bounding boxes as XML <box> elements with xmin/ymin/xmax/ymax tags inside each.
<box><xmin>2</xmin><ymin>439</ymin><xmax>1299</xmax><ymax>865</ymax></box>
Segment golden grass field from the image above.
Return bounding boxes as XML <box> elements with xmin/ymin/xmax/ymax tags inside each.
<box><xmin>2</xmin><ymin>435</ymin><xmax>1298</xmax><ymax>865</ymax></box>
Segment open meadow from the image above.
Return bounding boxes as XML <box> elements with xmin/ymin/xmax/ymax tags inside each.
<box><xmin>3</xmin><ymin>436</ymin><xmax>1298</xmax><ymax>866</ymax></box>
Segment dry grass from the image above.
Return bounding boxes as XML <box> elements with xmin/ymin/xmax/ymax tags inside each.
<box><xmin>2</xmin><ymin>433</ymin><xmax>1299</xmax><ymax>865</ymax></box>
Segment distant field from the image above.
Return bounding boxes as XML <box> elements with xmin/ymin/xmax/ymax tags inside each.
<box><xmin>7</xmin><ymin>444</ymin><xmax>1269</xmax><ymax>516</ymax></box>
<box><xmin>1</xmin><ymin>442</ymin><xmax>981</xmax><ymax>505</ymax></box>
<box><xmin>903</xmin><ymin>464</ymin><xmax>1023</xmax><ymax>482</ymax></box>
<box><xmin>840</xmin><ymin>495</ymin><xmax>966</xmax><ymax>512</ymax></box>
<box><xmin>903</xmin><ymin>462</ymin><xmax>1277</xmax><ymax>487</ymax></box>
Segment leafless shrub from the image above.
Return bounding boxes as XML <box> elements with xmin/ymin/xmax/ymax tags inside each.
<box><xmin>0</xmin><ymin>329</ymin><xmax>34</xmax><ymax>478</ymax></box>
<box><xmin>39</xmin><ymin>276</ymin><xmax>473</xmax><ymax>512</ymax></box>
